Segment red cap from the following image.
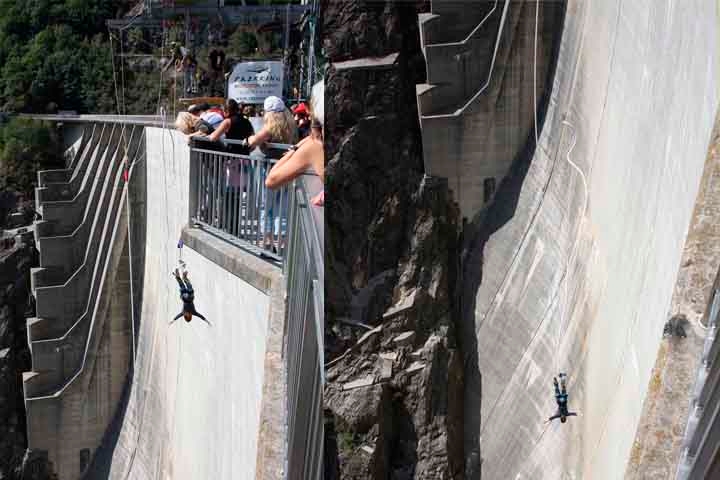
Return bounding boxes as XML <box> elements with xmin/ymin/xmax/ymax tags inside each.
<box><xmin>292</xmin><ymin>103</ymin><xmax>308</xmax><ymax>115</ymax></box>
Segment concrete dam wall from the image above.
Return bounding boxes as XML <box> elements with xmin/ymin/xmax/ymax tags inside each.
<box><xmin>23</xmin><ymin>122</ymin><xmax>284</xmax><ymax>479</ymax></box>
<box><xmin>418</xmin><ymin>0</ymin><xmax>720</xmax><ymax>478</ymax></box>
<box><xmin>105</xmin><ymin>128</ymin><xmax>272</xmax><ymax>480</ymax></box>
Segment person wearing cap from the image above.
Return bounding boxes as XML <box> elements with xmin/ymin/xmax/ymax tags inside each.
<box><xmin>293</xmin><ymin>102</ymin><xmax>311</xmax><ymax>139</ymax></box>
<box><xmin>247</xmin><ymin>96</ymin><xmax>298</xmax><ymax>150</ymax></box>
<box><xmin>242</xmin><ymin>96</ymin><xmax>299</xmax><ymax>252</ymax></box>
<box><xmin>265</xmin><ymin>81</ymin><xmax>324</xmax><ymax>201</ymax></box>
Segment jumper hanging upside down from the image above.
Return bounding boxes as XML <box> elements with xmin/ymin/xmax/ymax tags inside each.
<box><xmin>548</xmin><ymin>373</ymin><xmax>577</xmax><ymax>423</ymax></box>
<box><xmin>170</xmin><ymin>268</ymin><xmax>208</xmax><ymax>325</ymax></box>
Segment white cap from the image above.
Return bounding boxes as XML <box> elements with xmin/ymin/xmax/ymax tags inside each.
<box><xmin>263</xmin><ymin>96</ymin><xmax>285</xmax><ymax>113</ymax></box>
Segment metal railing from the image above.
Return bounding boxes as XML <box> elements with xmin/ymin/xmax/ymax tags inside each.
<box><xmin>677</xmin><ymin>283</ymin><xmax>720</xmax><ymax>479</ymax></box>
<box><xmin>189</xmin><ymin>140</ymin><xmax>293</xmax><ymax>262</ymax></box>
<box><xmin>283</xmin><ymin>173</ymin><xmax>323</xmax><ymax>480</ymax></box>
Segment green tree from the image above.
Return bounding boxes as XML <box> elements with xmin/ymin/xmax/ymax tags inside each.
<box><xmin>0</xmin><ymin>118</ymin><xmax>64</xmax><ymax>193</ymax></box>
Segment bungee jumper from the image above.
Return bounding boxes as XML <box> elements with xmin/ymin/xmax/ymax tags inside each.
<box><xmin>170</xmin><ymin>266</ymin><xmax>209</xmax><ymax>325</ymax></box>
<box><xmin>548</xmin><ymin>373</ymin><xmax>577</xmax><ymax>423</ymax></box>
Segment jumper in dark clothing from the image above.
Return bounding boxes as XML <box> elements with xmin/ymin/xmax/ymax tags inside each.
<box><xmin>548</xmin><ymin>374</ymin><xmax>577</xmax><ymax>423</ymax></box>
<box><xmin>172</xmin><ymin>274</ymin><xmax>207</xmax><ymax>323</ymax></box>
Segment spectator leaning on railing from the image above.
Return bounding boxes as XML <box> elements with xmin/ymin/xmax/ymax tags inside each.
<box><xmin>248</xmin><ymin>96</ymin><xmax>299</xmax><ymax>150</ymax></box>
<box><xmin>241</xmin><ymin>96</ymin><xmax>299</xmax><ymax>251</ymax></box>
<box><xmin>175</xmin><ymin>111</ymin><xmax>214</xmax><ymax>137</ymax></box>
<box><xmin>206</xmin><ymin>99</ymin><xmax>255</xmax><ymax>154</ymax></box>
<box><xmin>189</xmin><ymin>103</ymin><xmax>224</xmax><ymax>130</ymax></box>
<box><xmin>265</xmin><ymin>80</ymin><xmax>324</xmax><ymax>207</ymax></box>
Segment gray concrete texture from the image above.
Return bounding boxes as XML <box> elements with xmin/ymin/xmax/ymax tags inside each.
<box><xmin>625</xmin><ymin>115</ymin><xmax>720</xmax><ymax>478</ymax></box>
<box><xmin>105</xmin><ymin>128</ymin><xmax>272</xmax><ymax>480</ymax></box>
<box><xmin>441</xmin><ymin>0</ymin><xmax>720</xmax><ymax>478</ymax></box>
<box><xmin>23</xmin><ymin>119</ymin><xmax>135</xmax><ymax>478</ymax></box>
<box><xmin>419</xmin><ymin>0</ymin><xmax>564</xmax><ymax>218</ymax></box>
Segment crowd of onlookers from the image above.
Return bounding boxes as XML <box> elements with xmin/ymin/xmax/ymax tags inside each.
<box><xmin>175</xmin><ymin>81</ymin><xmax>324</xmax><ymax>202</ymax></box>
<box><xmin>174</xmin><ymin>82</ymin><xmax>324</xmax><ymax>253</ymax></box>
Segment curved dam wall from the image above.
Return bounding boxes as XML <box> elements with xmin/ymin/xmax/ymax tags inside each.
<box><xmin>24</xmin><ymin>120</ymin><xmax>282</xmax><ymax>480</ymax></box>
<box><xmin>418</xmin><ymin>0</ymin><xmax>720</xmax><ymax>478</ymax></box>
<box><xmin>105</xmin><ymin>128</ymin><xmax>272</xmax><ymax>480</ymax></box>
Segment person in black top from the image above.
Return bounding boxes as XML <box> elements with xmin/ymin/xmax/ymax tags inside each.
<box><xmin>170</xmin><ymin>268</ymin><xmax>208</xmax><ymax>324</ymax></box>
<box><xmin>206</xmin><ymin>99</ymin><xmax>254</xmax><ymax>154</ymax></box>
<box><xmin>547</xmin><ymin>373</ymin><xmax>578</xmax><ymax>423</ymax></box>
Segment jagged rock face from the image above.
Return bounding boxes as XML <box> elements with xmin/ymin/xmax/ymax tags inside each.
<box><xmin>325</xmin><ymin>178</ymin><xmax>463</xmax><ymax>479</ymax></box>
<box><xmin>323</xmin><ymin>0</ymin><xmax>428</xmax><ymax>332</ymax></box>
<box><xmin>0</xmin><ymin>239</ymin><xmax>37</xmax><ymax>480</ymax></box>
<box><xmin>323</xmin><ymin>2</ymin><xmax>464</xmax><ymax>478</ymax></box>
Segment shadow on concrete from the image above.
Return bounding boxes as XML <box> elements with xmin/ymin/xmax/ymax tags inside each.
<box><xmin>83</xmin><ymin>371</ymin><xmax>132</xmax><ymax>479</ymax></box>
<box><xmin>459</xmin><ymin>2</ymin><xmax>567</xmax><ymax>477</ymax></box>
<box><xmin>83</xmin><ymin>150</ymin><xmax>147</xmax><ymax>480</ymax></box>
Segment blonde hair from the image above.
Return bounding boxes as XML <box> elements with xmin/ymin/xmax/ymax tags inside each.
<box><xmin>262</xmin><ymin>109</ymin><xmax>298</xmax><ymax>144</ymax></box>
<box><xmin>175</xmin><ymin>112</ymin><xmax>199</xmax><ymax>135</ymax></box>
<box><xmin>310</xmin><ymin>80</ymin><xmax>324</xmax><ymax>127</ymax></box>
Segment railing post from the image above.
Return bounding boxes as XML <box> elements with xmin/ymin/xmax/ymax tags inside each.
<box><xmin>188</xmin><ymin>146</ymin><xmax>200</xmax><ymax>226</ymax></box>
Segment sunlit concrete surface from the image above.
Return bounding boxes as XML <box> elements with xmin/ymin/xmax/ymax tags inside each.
<box><xmin>105</xmin><ymin>128</ymin><xmax>271</xmax><ymax>480</ymax></box>
<box><xmin>454</xmin><ymin>1</ymin><xmax>720</xmax><ymax>479</ymax></box>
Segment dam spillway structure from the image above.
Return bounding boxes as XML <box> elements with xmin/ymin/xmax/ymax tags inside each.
<box><xmin>416</xmin><ymin>0</ymin><xmax>720</xmax><ymax>478</ymax></box>
<box><xmin>19</xmin><ymin>115</ymin><xmax>324</xmax><ymax>480</ymax></box>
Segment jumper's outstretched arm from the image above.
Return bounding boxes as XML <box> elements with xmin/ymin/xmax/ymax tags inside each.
<box><xmin>194</xmin><ymin>311</ymin><xmax>211</xmax><ymax>326</ymax></box>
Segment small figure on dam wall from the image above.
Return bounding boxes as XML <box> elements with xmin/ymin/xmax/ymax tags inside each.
<box><xmin>170</xmin><ymin>267</ymin><xmax>209</xmax><ymax>325</ymax></box>
<box><xmin>548</xmin><ymin>373</ymin><xmax>578</xmax><ymax>423</ymax></box>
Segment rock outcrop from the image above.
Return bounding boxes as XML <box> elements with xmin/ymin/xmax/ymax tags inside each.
<box><xmin>323</xmin><ymin>1</ymin><xmax>464</xmax><ymax>478</ymax></box>
<box><xmin>0</xmin><ymin>194</ymin><xmax>54</xmax><ymax>480</ymax></box>
<box><xmin>0</xmin><ymin>232</ymin><xmax>36</xmax><ymax>478</ymax></box>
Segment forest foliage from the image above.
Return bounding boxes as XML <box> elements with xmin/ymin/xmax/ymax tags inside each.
<box><xmin>0</xmin><ymin>0</ymin><xmax>128</xmax><ymax>114</ymax></box>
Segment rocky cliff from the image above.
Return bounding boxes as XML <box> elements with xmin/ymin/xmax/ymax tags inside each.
<box><xmin>0</xmin><ymin>196</ymin><xmax>54</xmax><ymax>480</ymax></box>
<box><xmin>323</xmin><ymin>1</ymin><xmax>464</xmax><ymax>478</ymax></box>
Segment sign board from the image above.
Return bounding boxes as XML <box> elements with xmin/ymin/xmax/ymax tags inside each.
<box><xmin>227</xmin><ymin>61</ymin><xmax>284</xmax><ymax>105</ymax></box>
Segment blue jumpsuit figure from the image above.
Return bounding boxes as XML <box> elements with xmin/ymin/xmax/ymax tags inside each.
<box><xmin>548</xmin><ymin>373</ymin><xmax>577</xmax><ymax>423</ymax></box>
<box><xmin>171</xmin><ymin>269</ymin><xmax>208</xmax><ymax>324</ymax></box>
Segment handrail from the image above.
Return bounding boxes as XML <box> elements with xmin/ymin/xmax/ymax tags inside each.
<box><xmin>188</xmin><ymin>143</ymin><xmax>294</xmax><ymax>261</ymax></box>
<box><xmin>423</xmin><ymin>0</ymin><xmax>511</xmax><ymax>119</ymax></box>
<box><xmin>283</xmin><ymin>172</ymin><xmax>323</xmax><ymax>479</ymax></box>
<box><xmin>676</xmin><ymin>284</ymin><xmax>720</xmax><ymax>479</ymax></box>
